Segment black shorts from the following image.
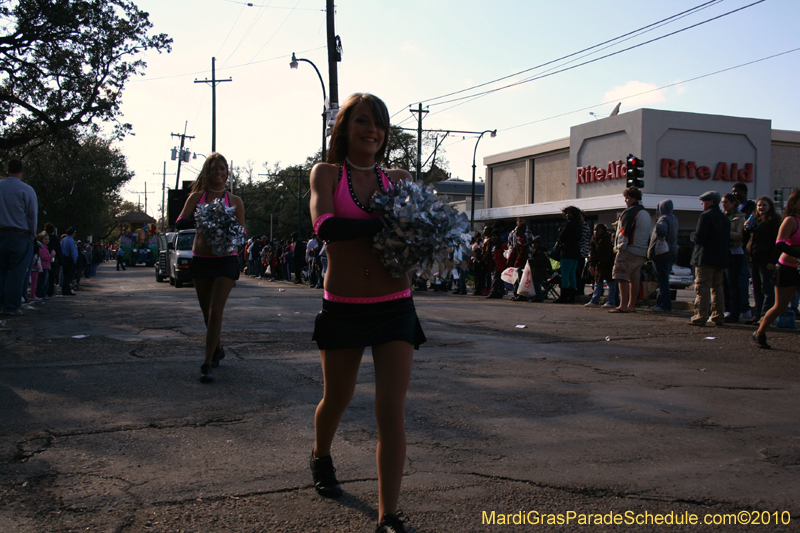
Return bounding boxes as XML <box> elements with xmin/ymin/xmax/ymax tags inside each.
<box><xmin>190</xmin><ymin>255</ymin><xmax>240</xmax><ymax>281</ymax></box>
<box><xmin>312</xmin><ymin>297</ymin><xmax>427</xmax><ymax>351</ymax></box>
<box><xmin>776</xmin><ymin>262</ymin><xmax>800</xmax><ymax>288</ymax></box>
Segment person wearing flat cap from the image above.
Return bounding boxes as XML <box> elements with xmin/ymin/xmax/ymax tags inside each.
<box><xmin>689</xmin><ymin>191</ymin><xmax>730</xmax><ymax>326</ymax></box>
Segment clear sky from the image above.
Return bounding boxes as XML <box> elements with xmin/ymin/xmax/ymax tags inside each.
<box><xmin>117</xmin><ymin>0</ymin><xmax>800</xmax><ymax>217</ymax></box>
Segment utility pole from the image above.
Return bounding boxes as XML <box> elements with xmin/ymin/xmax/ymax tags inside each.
<box><xmin>154</xmin><ymin>163</ymin><xmax>175</xmax><ymax>232</ymax></box>
<box><xmin>194</xmin><ymin>57</ymin><xmax>232</xmax><ymax>152</ymax></box>
<box><xmin>131</xmin><ymin>183</ymin><xmax>151</xmax><ymax>215</ymax></box>
<box><xmin>326</xmin><ymin>0</ymin><xmax>340</xmax><ymax>110</ymax></box>
<box><xmin>171</xmin><ymin>122</ymin><xmax>195</xmax><ymax>190</ymax></box>
<box><xmin>410</xmin><ymin>103</ymin><xmax>429</xmax><ymax>181</ymax></box>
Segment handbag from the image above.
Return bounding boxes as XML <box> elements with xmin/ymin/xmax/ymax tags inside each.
<box><xmin>654</xmin><ymin>238</ymin><xmax>669</xmax><ymax>256</ymax></box>
<box><xmin>549</xmin><ymin>241</ymin><xmax>562</xmax><ymax>262</ymax></box>
<box><xmin>517</xmin><ymin>262</ymin><xmax>536</xmax><ymax>297</ymax></box>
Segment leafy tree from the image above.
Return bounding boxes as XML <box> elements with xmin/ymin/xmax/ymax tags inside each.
<box><xmin>21</xmin><ymin>130</ymin><xmax>134</xmax><ymax>241</ymax></box>
<box><xmin>0</xmin><ymin>0</ymin><xmax>172</xmax><ymax>152</ymax></box>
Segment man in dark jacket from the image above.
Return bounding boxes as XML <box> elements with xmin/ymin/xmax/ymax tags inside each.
<box><xmin>689</xmin><ymin>191</ymin><xmax>731</xmax><ymax>326</ymax></box>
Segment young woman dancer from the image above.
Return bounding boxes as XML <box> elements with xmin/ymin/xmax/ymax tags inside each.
<box><xmin>309</xmin><ymin>93</ymin><xmax>426</xmax><ymax>533</ymax></box>
<box><xmin>753</xmin><ymin>188</ymin><xmax>800</xmax><ymax>349</ymax></box>
<box><xmin>176</xmin><ymin>153</ymin><xmax>245</xmax><ymax>383</ymax></box>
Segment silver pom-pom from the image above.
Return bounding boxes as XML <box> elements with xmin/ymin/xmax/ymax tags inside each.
<box><xmin>195</xmin><ymin>198</ymin><xmax>246</xmax><ymax>256</ymax></box>
<box><xmin>370</xmin><ymin>180</ymin><xmax>471</xmax><ymax>278</ymax></box>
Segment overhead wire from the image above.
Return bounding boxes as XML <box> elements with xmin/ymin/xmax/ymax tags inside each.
<box><xmin>416</xmin><ymin>0</ymin><xmax>723</xmax><ymax>108</ymax></box>
<box><xmin>426</xmin><ymin>0</ymin><xmax>765</xmax><ymax>108</ymax></box>
<box><xmin>127</xmin><ymin>46</ymin><xmax>327</xmax><ymax>83</ymax></box>
<box><xmin>216</xmin><ymin>3</ymin><xmax>247</xmax><ymax>58</ymax></box>
<box><xmin>388</xmin><ymin>0</ymin><xmax>725</xmax><ymax>125</ymax></box>
<box><xmin>238</xmin><ymin>0</ymin><xmax>302</xmax><ymax>75</ymax></box>
<box><xmin>220</xmin><ymin>1</ymin><xmax>272</xmax><ymax>68</ymax></box>
<box><xmin>438</xmin><ymin>46</ymin><xmax>800</xmax><ymax>149</ymax></box>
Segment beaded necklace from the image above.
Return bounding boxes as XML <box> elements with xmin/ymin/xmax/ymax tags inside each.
<box><xmin>344</xmin><ymin>161</ymin><xmax>385</xmax><ymax>213</ymax></box>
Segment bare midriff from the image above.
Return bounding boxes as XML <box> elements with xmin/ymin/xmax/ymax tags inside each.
<box><xmin>324</xmin><ymin>237</ymin><xmax>410</xmax><ymax>298</ymax></box>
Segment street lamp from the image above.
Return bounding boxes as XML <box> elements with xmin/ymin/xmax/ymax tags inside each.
<box><xmin>290</xmin><ymin>52</ymin><xmax>327</xmax><ymax>162</ymax></box>
<box><xmin>471</xmin><ymin>129</ymin><xmax>496</xmax><ymax>231</ymax></box>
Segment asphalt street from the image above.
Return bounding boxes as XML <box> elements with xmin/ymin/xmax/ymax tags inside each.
<box><xmin>1</xmin><ymin>263</ymin><xmax>798</xmax><ymax>533</ymax></box>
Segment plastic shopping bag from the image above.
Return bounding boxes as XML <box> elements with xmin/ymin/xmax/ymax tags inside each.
<box><xmin>500</xmin><ymin>267</ymin><xmax>518</xmax><ymax>285</ymax></box>
<box><xmin>517</xmin><ymin>262</ymin><xmax>536</xmax><ymax>297</ymax></box>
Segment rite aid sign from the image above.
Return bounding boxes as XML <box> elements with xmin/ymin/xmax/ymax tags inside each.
<box><xmin>660</xmin><ymin>158</ymin><xmax>753</xmax><ymax>182</ymax></box>
<box><xmin>576</xmin><ymin>157</ymin><xmax>753</xmax><ymax>184</ymax></box>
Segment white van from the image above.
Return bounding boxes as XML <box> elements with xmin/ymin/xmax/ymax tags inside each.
<box><xmin>169</xmin><ymin>230</ymin><xmax>195</xmax><ymax>288</ymax></box>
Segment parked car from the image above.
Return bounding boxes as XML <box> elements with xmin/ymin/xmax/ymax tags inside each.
<box><xmin>168</xmin><ymin>230</ymin><xmax>195</xmax><ymax>288</ymax></box>
<box><xmin>154</xmin><ymin>232</ymin><xmax>172</xmax><ymax>282</ymax></box>
<box><xmin>669</xmin><ymin>265</ymin><xmax>694</xmax><ymax>289</ymax></box>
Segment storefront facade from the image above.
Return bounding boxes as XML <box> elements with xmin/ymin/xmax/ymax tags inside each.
<box><xmin>477</xmin><ymin>108</ymin><xmax>800</xmax><ymax>251</ymax></box>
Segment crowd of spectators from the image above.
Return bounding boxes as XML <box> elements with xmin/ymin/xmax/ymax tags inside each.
<box><xmin>3</xmin><ymin>157</ymin><xmax>797</xmax><ymax>337</ymax></box>
<box><xmin>0</xmin><ymin>160</ymin><xmax>115</xmax><ymax>316</ymax></box>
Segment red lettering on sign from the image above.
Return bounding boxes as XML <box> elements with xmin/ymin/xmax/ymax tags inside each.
<box><xmin>607</xmin><ymin>162</ymin><xmax>616</xmax><ymax>179</ymax></box>
<box><xmin>713</xmin><ymin>162</ymin><xmax>729</xmax><ymax>181</ymax></box>
<box><xmin>576</xmin><ymin>167</ymin><xmax>585</xmax><ymax>184</ymax></box>
<box><xmin>739</xmin><ymin>163</ymin><xmax>753</xmax><ymax>182</ymax></box>
<box><xmin>687</xmin><ymin>161</ymin><xmax>696</xmax><ymax>179</ymax></box>
<box><xmin>661</xmin><ymin>158</ymin><xmax>677</xmax><ymax>178</ymax></box>
<box><xmin>678</xmin><ymin>159</ymin><xmax>686</xmax><ymax>178</ymax></box>
<box><xmin>596</xmin><ymin>168</ymin><xmax>605</xmax><ymax>181</ymax></box>
<box><xmin>697</xmin><ymin>166</ymin><xmax>711</xmax><ymax>180</ymax></box>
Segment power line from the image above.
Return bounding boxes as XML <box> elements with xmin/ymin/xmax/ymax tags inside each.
<box><xmin>416</xmin><ymin>0</ymin><xmax>723</xmax><ymax>108</ymax></box>
<box><xmin>220</xmin><ymin>0</ymin><xmax>322</xmax><ymax>10</ymax></box>
<box><xmin>238</xmin><ymin>0</ymin><xmax>303</xmax><ymax>74</ymax></box>
<box><xmin>387</xmin><ymin>0</ymin><xmax>723</xmax><ymax>123</ymax></box>
<box><xmin>128</xmin><ymin>46</ymin><xmax>326</xmax><ymax>83</ymax></box>
<box><xmin>427</xmin><ymin>0</ymin><xmax>765</xmax><ymax>108</ymax></box>
<box><xmin>455</xmin><ymin>46</ymin><xmax>800</xmax><ymax>140</ymax></box>
<box><xmin>216</xmin><ymin>3</ymin><xmax>247</xmax><ymax>58</ymax></box>
<box><xmin>220</xmin><ymin>1</ymin><xmax>272</xmax><ymax>68</ymax></box>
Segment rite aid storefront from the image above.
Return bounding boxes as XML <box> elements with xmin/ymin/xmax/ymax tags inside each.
<box><xmin>477</xmin><ymin>108</ymin><xmax>800</xmax><ymax>260</ymax></box>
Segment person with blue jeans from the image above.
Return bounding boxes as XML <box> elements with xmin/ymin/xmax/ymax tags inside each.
<box><xmin>647</xmin><ymin>199</ymin><xmax>678</xmax><ymax>312</ymax></box>
<box><xmin>743</xmin><ymin>196</ymin><xmax>780</xmax><ymax>324</ymax></box>
<box><xmin>0</xmin><ymin>159</ymin><xmax>37</xmax><ymax>316</ymax></box>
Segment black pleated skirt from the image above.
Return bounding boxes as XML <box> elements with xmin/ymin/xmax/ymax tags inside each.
<box><xmin>312</xmin><ymin>297</ymin><xmax>427</xmax><ymax>351</ymax></box>
<box><xmin>190</xmin><ymin>255</ymin><xmax>240</xmax><ymax>281</ymax></box>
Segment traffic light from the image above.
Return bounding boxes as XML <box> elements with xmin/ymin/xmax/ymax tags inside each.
<box><xmin>774</xmin><ymin>189</ymin><xmax>784</xmax><ymax>207</ymax></box>
<box><xmin>626</xmin><ymin>154</ymin><xmax>644</xmax><ymax>188</ymax></box>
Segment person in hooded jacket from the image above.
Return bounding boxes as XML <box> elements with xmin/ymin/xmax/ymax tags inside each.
<box><xmin>647</xmin><ymin>199</ymin><xmax>678</xmax><ymax>311</ymax></box>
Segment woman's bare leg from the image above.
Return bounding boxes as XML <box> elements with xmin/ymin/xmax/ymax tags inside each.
<box><xmin>193</xmin><ymin>276</ymin><xmax>234</xmax><ymax>365</ymax></box>
<box><xmin>372</xmin><ymin>341</ymin><xmax>414</xmax><ymax>519</ymax></box>
<box><xmin>757</xmin><ymin>285</ymin><xmax>796</xmax><ymax>335</ymax></box>
<box><xmin>314</xmin><ymin>348</ymin><xmax>364</xmax><ymax>457</ymax></box>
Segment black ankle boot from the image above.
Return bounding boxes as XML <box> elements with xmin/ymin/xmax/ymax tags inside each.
<box><xmin>376</xmin><ymin>511</ymin><xmax>407</xmax><ymax>533</ymax></box>
<box><xmin>310</xmin><ymin>450</ymin><xmax>342</xmax><ymax>498</ymax></box>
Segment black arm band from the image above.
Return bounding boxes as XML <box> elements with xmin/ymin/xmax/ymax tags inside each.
<box><xmin>175</xmin><ymin>216</ymin><xmax>195</xmax><ymax>230</ymax></box>
<box><xmin>775</xmin><ymin>241</ymin><xmax>800</xmax><ymax>258</ymax></box>
<box><xmin>317</xmin><ymin>216</ymin><xmax>384</xmax><ymax>242</ymax></box>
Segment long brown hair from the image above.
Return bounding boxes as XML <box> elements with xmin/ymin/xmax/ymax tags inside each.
<box><xmin>754</xmin><ymin>196</ymin><xmax>778</xmax><ymax>224</ymax></box>
<box><xmin>783</xmin><ymin>188</ymin><xmax>800</xmax><ymax>219</ymax></box>
<box><xmin>191</xmin><ymin>152</ymin><xmax>228</xmax><ymax>193</ymax></box>
<box><xmin>327</xmin><ymin>93</ymin><xmax>390</xmax><ymax>165</ymax></box>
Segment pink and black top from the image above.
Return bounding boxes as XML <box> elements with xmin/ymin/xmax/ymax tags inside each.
<box><xmin>314</xmin><ymin>162</ymin><xmax>410</xmax><ymax>304</ymax></box>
